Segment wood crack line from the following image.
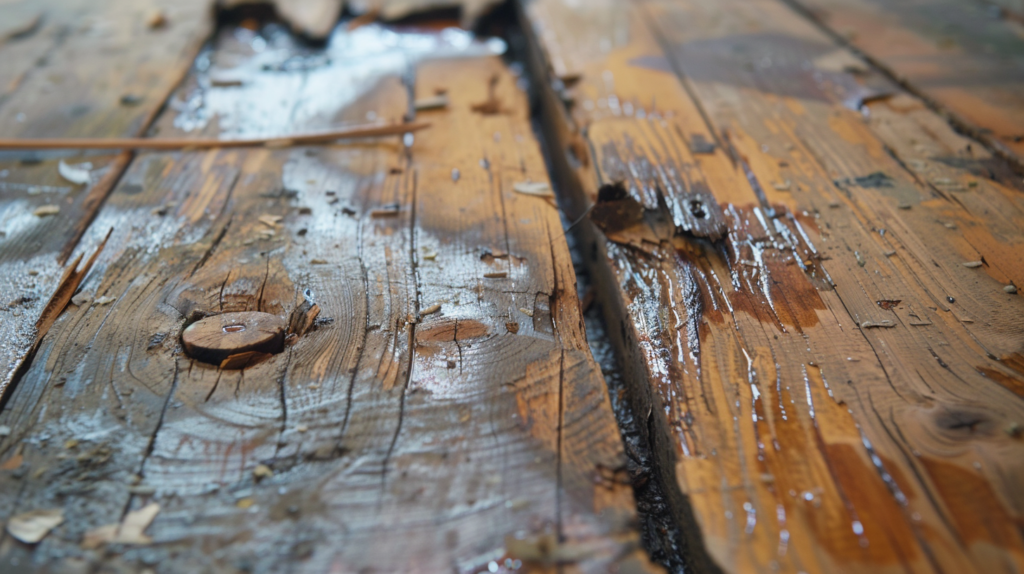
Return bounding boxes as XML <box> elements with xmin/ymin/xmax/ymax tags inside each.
<box><xmin>121</xmin><ymin>357</ymin><xmax>183</xmax><ymax>521</ymax></box>
<box><xmin>556</xmin><ymin>349</ymin><xmax>566</xmax><ymax>542</ymax></box>
<box><xmin>380</xmin><ymin>162</ymin><xmax>418</xmax><ymax>498</ymax></box>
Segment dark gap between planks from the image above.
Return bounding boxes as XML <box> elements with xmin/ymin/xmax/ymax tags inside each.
<box><xmin>491</xmin><ymin>4</ymin><xmax>691</xmax><ymax>571</ymax></box>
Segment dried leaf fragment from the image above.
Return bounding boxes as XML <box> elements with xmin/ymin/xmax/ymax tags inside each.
<box><xmin>81</xmin><ymin>503</ymin><xmax>159</xmax><ymax>549</ymax></box>
<box><xmin>513</xmin><ymin>181</ymin><xmax>553</xmax><ymax>198</ymax></box>
<box><xmin>58</xmin><ymin>160</ymin><xmax>92</xmax><ymax>185</ymax></box>
<box><xmin>34</xmin><ymin>205</ymin><xmax>60</xmax><ymax>217</ymax></box>
<box><xmin>6</xmin><ymin>508</ymin><xmax>64</xmax><ymax>544</ymax></box>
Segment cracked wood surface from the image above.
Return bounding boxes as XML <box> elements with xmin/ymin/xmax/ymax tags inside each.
<box><xmin>787</xmin><ymin>0</ymin><xmax>1024</xmax><ymax>167</ymax></box>
<box><xmin>522</xmin><ymin>0</ymin><xmax>1024</xmax><ymax>572</ymax></box>
<box><xmin>0</xmin><ymin>12</ymin><xmax>657</xmax><ymax>573</ymax></box>
<box><xmin>0</xmin><ymin>0</ymin><xmax>214</xmax><ymax>397</ymax></box>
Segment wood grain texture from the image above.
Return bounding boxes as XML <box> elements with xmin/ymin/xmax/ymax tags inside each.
<box><xmin>0</xmin><ymin>0</ymin><xmax>214</xmax><ymax>397</ymax></box>
<box><xmin>0</xmin><ymin>18</ymin><xmax>658</xmax><ymax>573</ymax></box>
<box><xmin>787</xmin><ymin>0</ymin><xmax>1024</xmax><ymax>167</ymax></box>
<box><xmin>521</xmin><ymin>0</ymin><xmax>1024</xmax><ymax>571</ymax></box>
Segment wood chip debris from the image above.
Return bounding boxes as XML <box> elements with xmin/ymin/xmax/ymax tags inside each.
<box><xmin>58</xmin><ymin>160</ymin><xmax>92</xmax><ymax>185</ymax></box>
<box><xmin>151</xmin><ymin>203</ymin><xmax>174</xmax><ymax>216</ymax></box>
<box><xmin>513</xmin><ymin>181</ymin><xmax>554</xmax><ymax>198</ymax></box>
<box><xmin>94</xmin><ymin>295</ymin><xmax>116</xmax><ymax>305</ymax></box>
<box><xmin>371</xmin><ymin>205</ymin><xmax>400</xmax><ymax>217</ymax></box>
<box><xmin>147</xmin><ymin>10</ymin><xmax>168</xmax><ymax>29</ymax></box>
<box><xmin>253</xmin><ymin>464</ymin><xmax>274</xmax><ymax>481</ymax></box>
<box><xmin>483</xmin><ymin>272</ymin><xmax>507</xmax><ymax>278</ymax></box>
<box><xmin>71</xmin><ymin>292</ymin><xmax>93</xmax><ymax>306</ymax></box>
<box><xmin>6</xmin><ymin>508</ymin><xmax>64</xmax><ymax>544</ymax></box>
<box><xmin>962</xmin><ymin>261</ymin><xmax>983</xmax><ymax>268</ymax></box>
<box><xmin>420</xmin><ymin>304</ymin><xmax>441</xmax><ymax>316</ymax></box>
<box><xmin>414</xmin><ymin>95</ymin><xmax>449</xmax><ymax>111</ymax></box>
<box><xmin>259</xmin><ymin>214</ymin><xmax>282</xmax><ymax>228</ymax></box>
<box><xmin>772</xmin><ymin>180</ymin><xmax>791</xmax><ymax>191</ymax></box>
<box><xmin>519</xmin><ymin>307</ymin><xmax>533</xmax><ymax>317</ymax></box>
<box><xmin>34</xmin><ymin>205</ymin><xmax>60</xmax><ymax>217</ymax></box>
<box><xmin>81</xmin><ymin>503</ymin><xmax>160</xmax><ymax>549</ymax></box>
<box><xmin>127</xmin><ymin>485</ymin><xmax>156</xmax><ymax>495</ymax></box>
<box><xmin>219</xmin><ymin>350</ymin><xmax>271</xmax><ymax>370</ymax></box>
<box><xmin>210</xmin><ymin>75</ymin><xmax>244</xmax><ymax>87</ymax></box>
<box><xmin>860</xmin><ymin>320</ymin><xmax>896</xmax><ymax>329</ymax></box>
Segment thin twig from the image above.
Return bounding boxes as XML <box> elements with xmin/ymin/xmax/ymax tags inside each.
<box><xmin>0</xmin><ymin>122</ymin><xmax>430</xmax><ymax>150</ymax></box>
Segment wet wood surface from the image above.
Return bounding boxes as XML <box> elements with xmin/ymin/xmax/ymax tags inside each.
<box><xmin>789</xmin><ymin>0</ymin><xmax>1024</xmax><ymax>166</ymax></box>
<box><xmin>522</xmin><ymin>0</ymin><xmax>1024</xmax><ymax>572</ymax></box>
<box><xmin>0</xmin><ymin>10</ymin><xmax>657</xmax><ymax>574</ymax></box>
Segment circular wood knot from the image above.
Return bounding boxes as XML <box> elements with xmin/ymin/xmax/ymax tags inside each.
<box><xmin>182</xmin><ymin>312</ymin><xmax>286</xmax><ymax>366</ymax></box>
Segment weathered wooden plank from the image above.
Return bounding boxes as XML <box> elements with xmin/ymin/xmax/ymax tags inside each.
<box><xmin>520</xmin><ymin>0</ymin><xmax>1024</xmax><ymax>571</ymax></box>
<box><xmin>786</xmin><ymin>0</ymin><xmax>1024</xmax><ymax>166</ymax></box>
<box><xmin>0</xmin><ymin>0</ymin><xmax>214</xmax><ymax>396</ymax></box>
<box><xmin>1</xmin><ymin>18</ymin><xmax>658</xmax><ymax>572</ymax></box>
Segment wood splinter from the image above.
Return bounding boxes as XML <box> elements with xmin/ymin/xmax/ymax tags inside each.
<box><xmin>0</xmin><ymin>122</ymin><xmax>431</xmax><ymax>151</ymax></box>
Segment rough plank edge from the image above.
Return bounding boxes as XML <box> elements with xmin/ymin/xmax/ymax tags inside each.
<box><xmin>516</xmin><ymin>2</ymin><xmax>725</xmax><ymax>571</ymax></box>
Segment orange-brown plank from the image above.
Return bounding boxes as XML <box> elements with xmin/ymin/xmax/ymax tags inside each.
<box><xmin>521</xmin><ymin>0</ymin><xmax>1024</xmax><ymax>571</ymax></box>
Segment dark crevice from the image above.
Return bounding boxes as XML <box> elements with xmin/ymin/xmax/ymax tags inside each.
<box><xmin>380</xmin><ymin>159</ymin><xmax>419</xmax><ymax>501</ymax></box>
<box><xmin>506</xmin><ymin>4</ymin><xmax>692</xmax><ymax>570</ymax></box>
<box><xmin>581</xmin><ymin>290</ymin><xmax>690</xmax><ymax>574</ymax></box>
